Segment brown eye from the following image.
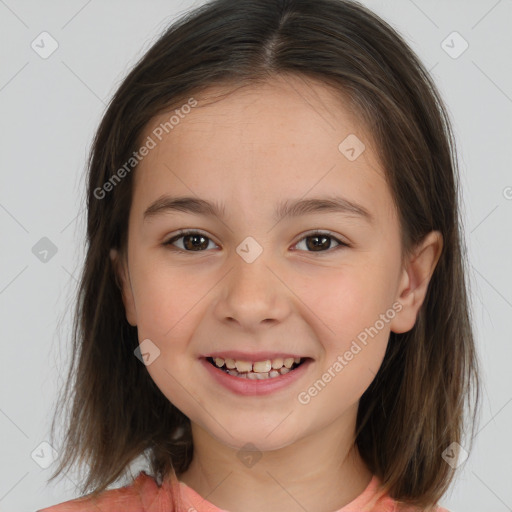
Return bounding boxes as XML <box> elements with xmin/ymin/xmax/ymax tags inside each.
<box><xmin>163</xmin><ymin>230</ymin><xmax>348</xmax><ymax>254</ymax></box>
<box><xmin>293</xmin><ymin>232</ymin><xmax>347</xmax><ymax>253</ymax></box>
<box><xmin>164</xmin><ymin>231</ymin><xmax>218</xmax><ymax>252</ymax></box>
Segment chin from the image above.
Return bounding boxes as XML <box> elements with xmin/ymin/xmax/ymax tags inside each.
<box><xmin>198</xmin><ymin>415</ymin><xmax>306</xmax><ymax>453</ymax></box>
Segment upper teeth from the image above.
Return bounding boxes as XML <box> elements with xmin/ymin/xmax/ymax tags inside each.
<box><xmin>213</xmin><ymin>357</ymin><xmax>301</xmax><ymax>372</ymax></box>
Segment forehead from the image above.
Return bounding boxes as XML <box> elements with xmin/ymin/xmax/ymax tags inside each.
<box><xmin>132</xmin><ymin>75</ymin><xmax>395</xmax><ymax>226</ymax></box>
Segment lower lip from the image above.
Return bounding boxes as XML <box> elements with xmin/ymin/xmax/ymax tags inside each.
<box><xmin>200</xmin><ymin>357</ymin><xmax>313</xmax><ymax>396</ymax></box>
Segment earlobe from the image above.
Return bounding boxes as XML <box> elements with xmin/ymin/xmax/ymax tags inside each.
<box><xmin>109</xmin><ymin>248</ymin><xmax>137</xmax><ymax>326</ymax></box>
<box><xmin>390</xmin><ymin>231</ymin><xmax>443</xmax><ymax>334</ymax></box>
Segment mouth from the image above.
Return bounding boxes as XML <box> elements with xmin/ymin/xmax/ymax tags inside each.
<box><xmin>205</xmin><ymin>356</ymin><xmax>308</xmax><ymax>380</ymax></box>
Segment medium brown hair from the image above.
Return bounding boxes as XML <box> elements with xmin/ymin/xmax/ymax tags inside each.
<box><xmin>48</xmin><ymin>0</ymin><xmax>481</xmax><ymax>509</ymax></box>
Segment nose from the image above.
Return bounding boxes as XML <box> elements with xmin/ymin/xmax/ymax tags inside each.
<box><xmin>213</xmin><ymin>250</ymin><xmax>291</xmax><ymax>330</ymax></box>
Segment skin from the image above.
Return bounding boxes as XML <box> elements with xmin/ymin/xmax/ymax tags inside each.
<box><xmin>111</xmin><ymin>74</ymin><xmax>442</xmax><ymax>512</ymax></box>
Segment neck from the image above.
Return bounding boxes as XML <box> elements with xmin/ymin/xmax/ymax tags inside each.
<box><xmin>178</xmin><ymin>404</ymin><xmax>373</xmax><ymax>512</ymax></box>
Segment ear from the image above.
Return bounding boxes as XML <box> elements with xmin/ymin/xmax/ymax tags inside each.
<box><xmin>390</xmin><ymin>231</ymin><xmax>443</xmax><ymax>334</ymax></box>
<box><xmin>110</xmin><ymin>248</ymin><xmax>137</xmax><ymax>326</ymax></box>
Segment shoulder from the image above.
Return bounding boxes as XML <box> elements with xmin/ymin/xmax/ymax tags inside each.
<box><xmin>367</xmin><ymin>477</ymin><xmax>453</xmax><ymax>512</ymax></box>
<box><xmin>37</xmin><ymin>471</ymin><xmax>160</xmax><ymax>512</ymax></box>
<box><xmin>396</xmin><ymin>506</ymin><xmax>452</xmax><ymax>512</ymax></box>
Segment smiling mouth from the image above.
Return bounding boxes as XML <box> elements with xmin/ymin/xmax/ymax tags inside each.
<box><xmin>206</xmin><ymin>356</ymin><xmax>307</xmax><ymax>379</ymax></box>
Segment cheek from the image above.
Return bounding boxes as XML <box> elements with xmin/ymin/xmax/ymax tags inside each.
<box><xmin>130</xmin><ymin>256</ymin><xmax>213</xmax><ymax>339</ymax></box>
<box><xmin>303</xmin><ymin>262</ymin><xmax>395</xmax><ymax>400</ymax></box>
<box><xmin>130</xmin><ymin>261</ymin><xmax>204</xmax><ymax>414</ymax></box>
<box><xmin>304</xmin><ymin>262</ymin><xmax>395</xmax><ymax>343</ymax></box>
<box><xmin>301</xmin><ymin>274</ymin><xmax>393</xmax><ymax>411</ymax></box>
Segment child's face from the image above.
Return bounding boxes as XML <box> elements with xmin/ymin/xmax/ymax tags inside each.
<box><xmin>113</xmin><ymin>75</ymin><xmax>423</xmax><ymax>452</ymax></box>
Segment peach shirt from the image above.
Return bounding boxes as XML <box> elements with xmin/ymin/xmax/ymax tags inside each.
<box><xmin>38</xmin><ymin>471</ymin><xmax>451</xmax><ymax>512</ymax></box>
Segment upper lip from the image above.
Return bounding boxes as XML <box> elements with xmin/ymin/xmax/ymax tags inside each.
<box><xmin>203</xmin><ymin>351</ymin><xmax>309</xmax><ymax>361</ymax></box>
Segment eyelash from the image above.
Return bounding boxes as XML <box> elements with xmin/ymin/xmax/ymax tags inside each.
<box><xmin>163</xmin><ymin>230</ymin><xmax>349</xmax><ymax>254</ymax></box>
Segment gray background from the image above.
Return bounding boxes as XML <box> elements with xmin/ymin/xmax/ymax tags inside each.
<box><xmin>0</xmin><ymin>0</ymin><xmax>511</xmax><ymax>511</ymax></box>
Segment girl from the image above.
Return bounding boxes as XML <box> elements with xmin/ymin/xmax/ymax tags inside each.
<box><xmin>38</xmin><ymin>0</ymin><xmax>480</xmax><ymax>510</ymax></box>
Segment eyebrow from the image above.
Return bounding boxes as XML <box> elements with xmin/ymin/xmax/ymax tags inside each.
<box><xmin>143</xmin><ymin>195</ymin><xmax>374</xmax><ymax>224</ymax></box>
